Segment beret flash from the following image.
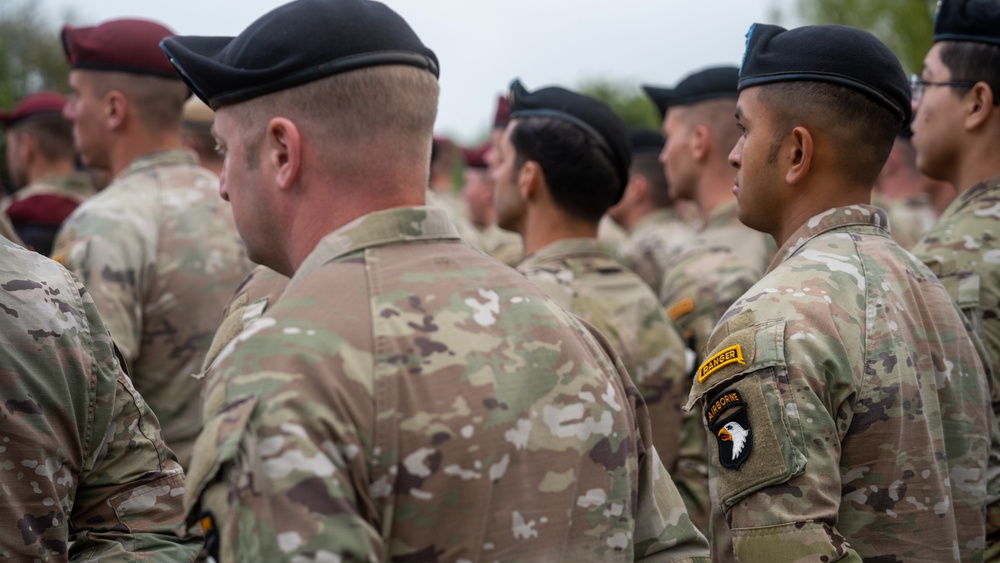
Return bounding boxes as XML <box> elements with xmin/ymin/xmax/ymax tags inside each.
<box><xmin>62</xmin><ymin>19</ymin><xmax>179</xmax><ymax>79</ymax></box>
<box><xmin>642</xmin><ymin>66</ymin><xmax>739</xmax><ymax>119</ymax></box>
<box><xmin>508</xmin><ymin>79</ymin><xmax>631</xmax><ymax>195</ymax></box>
<box><xmin>738</xmin><ymin>23</ymin><xmax>912</xmax><ymax>125</ymax></box>
<box><xmin>160</xmin><ymin>0</ymin><xmax>439</xmax><ymax>109</ymax></box>
<box><xmin>934</xmin><ymin>0</ymin><xmax>1000</xmax><ymax>46</ymax></box>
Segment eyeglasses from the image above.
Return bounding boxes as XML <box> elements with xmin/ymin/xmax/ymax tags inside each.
<box><xmin>909</xmin><ymin>73</ymin><xmax>978</xmax><ymax>103</ymax></box>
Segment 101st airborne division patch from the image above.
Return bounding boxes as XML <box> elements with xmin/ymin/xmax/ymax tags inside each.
<box><xmin>706</xmin><ymin>389</ymin><xmax>753</xmax><ymax>470</ymax></box>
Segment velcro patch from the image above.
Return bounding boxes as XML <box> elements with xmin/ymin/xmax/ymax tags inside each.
<box><xmin>698</xmin><ymin>344</ymin><xmax>745</xmax><ymax>383</ymax></box>
<box><xmin>667</xmin><ymin>297</ymin><xmax>695</xmax><ymax>320</ymax></box>
<box><xmin>707</xmin><ymin>390</ymin><xmax>752</xmax><ymax>470</ymax></box>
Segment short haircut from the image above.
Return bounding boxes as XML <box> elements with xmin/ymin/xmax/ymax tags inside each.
<box><xmin>631</xmin><ymin>153</ymin><xmax>672</xmax><ymax>207</ymax></box>
<box><xmin>90</xmin><ymin>72</ymin><xmax>189</xmax><ymax>133</ymax></box>
<box><xmin>756</xmin><ymin>82</ymin><xmax>899</xmax><ymax>187</ymax></box>
<box><xmin>510</xmin><ymin>116</ymin><xmax>620</xmax><ymax>223</ymax></box>
<box><xmin>680</xmin><ymin>98</ymin><xmax>741</xmax><ymax>157</ymax></box>
<box><xmin>181</xmin><ymin>121</ymin><xmax>220</xmax><ymax>163</ymax></box>
<box><xmin>938</xmin><ymin>40</ymin><xmax>1000</xmax><ymax>106</ymax></box>
<box><xmin>13</xmin><ymin>116</ymin><xmax>75</xmax><ymax>162</ymax></box>
<box><xmin>228</xmin><ymin>65</ymin><xmax>439</xmax><ymax>174</ymax></box>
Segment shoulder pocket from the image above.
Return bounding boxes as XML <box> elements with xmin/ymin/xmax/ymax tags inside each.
<box><xmin>185</xmin><ymin>395</ymin><xmax>259</xmax><ymax>516</ymax></box>
<box><xmin>687</xmin><ymin>320</ymin><xmax>808</xmax><ymax>509</ymax></box>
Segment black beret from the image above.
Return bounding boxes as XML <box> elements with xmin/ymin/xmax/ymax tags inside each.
<box><xmin>642</xmin><ymin>66</ymin><xmax>739</xmax><ymax>119</ymax></box>
<box><xmin>160</xmin><ymin>0</ymin><xmax>439</xmax><ymax>109</ymax></box>
<box><xmin>934</xmin><ymin>0</ymin><xmax>1000</xmax><ymax>46</ymax></box>
<box><xmin>738</xmin><ymin>23</ymin><xmax>912</xmax><ymax>125</ymax></box>
<box><xmin>509</xmin><ymin>79</ymin><xmax>631</xmax><ymax>194</ymax></box>
<box><xmin>62</xmin><ymin>19</ymin><xmax>179</xmax><ymax>79</ymax></box>
<box><xmin>629</xmin><ymin>129</ymin><xmax>665</xmax><ymax>155</ymax></box>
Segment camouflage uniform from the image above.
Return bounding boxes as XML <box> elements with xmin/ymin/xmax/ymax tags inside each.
<box><xmin>691</xmin><ymin>205</ymin><xmax>991</xmax><ymax>561</ymax></box>
<box><xmin>189</xmin><ymin>207</ymin><xmax>709</xmax><ymax>562</ymax></box>
<box><xmin>426</xmin><ymin>188</ymin><xmax>484</xmax><ymax>250</ymax></box>
<box><xmin>700</xmin><ymin>199</ymin><xmax>776</xmax><ymax>273</ymax></box>
<box><xmin>479</xmin><ymin>223</ymin><xmax>524</xmax><ymax>267</ymax></box>
<box><xmin>516</xmin><ymin>237</ymin><xmax>708</xmax><ymax>532</ymax></box>
<box><xmin>617</xmin><ymin>208</ymin><xmax>696</xmax><ymax>291</ymax></box>
<box><xmin>872</xmin><ymin>192</ymin><xmax>937</xmax><ymax>250</ymax></box>
<box><xmin>912</xmin><ymin>173</ymin><xmax>1000</xmax><ymax>558</ymax></box>
<box><xmin>3</xmin><ymin>172</ymin><xmax>96</xmax><ymax>256</ymax></box>
<box><xmin>0</xmin><ymin>237</ymin><xmax>200</xmax><ymax>561</ymax></box>
<box><xmin>52</xmin><ymin>149</ymin><xmax>252</xmax><ymax>468</ymax></box>
<box><xmin>0</xmin><ymin>212</ymin><xmax>23</xmax><ymax>247</ymax></box>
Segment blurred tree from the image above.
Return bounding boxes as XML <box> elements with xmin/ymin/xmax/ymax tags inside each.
<box><xmin>578</xmin><ymin>79</ymin><xmax>661</xmax><ymax>130</ymax></box>
<box><xmin>794</xmin><ymin>0</ymin><xmax>935</xmax><ymax>74</ymax></box>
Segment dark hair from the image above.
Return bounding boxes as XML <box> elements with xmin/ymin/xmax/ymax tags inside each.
<box><xmin>939</xmin><ymin>40</ymin><xmax>1000</xmax><ymax>105</ymax></box>
<box><xmin>510</xmin><ymin>116</ymin><xmax>621</xmax><ymax>222</ymax></box>
<box><xmin>757</xmin><ymin>81</ymin><xmax>900</xmax><ymax>187</ymax></box>
<box><xmin>631</xmin><ymin>153</ymin><xmax>671</xmax><ymax>207</ymax></box>
<box><xmin>15</xmin><ymin>116</ymin><xmax>75</xmax><ymax>162</ymax></box>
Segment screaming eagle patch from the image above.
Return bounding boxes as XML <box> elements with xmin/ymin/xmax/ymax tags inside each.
<box><xmin>707</xmin><ymin>389</ymin><xmax>753</xmax><ymax>470</ymax></box>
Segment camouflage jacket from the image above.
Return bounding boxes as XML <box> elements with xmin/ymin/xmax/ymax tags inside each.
<box><xmin>189</xmin><ymin>207</ymin><xmax>709</xmax><ymax>562</ymax></box>
<box><xmin>52</xmin><ymin>149</ymin><xmax>252</xmax><ymax>468</ymax></box>
<box><xmin>3</xmin><ymin>172</ymin><xmax>96</xmax><ymax>256</ymax></box>
<box><xmin>479</xmin><ymin>223</ymin><xmax>524</xmax><ymax>266</ymax></box>
<box><xmin>700</xmin><ymin>199</ymin><xmax>776</xmax><ymax>274</ymax></box>
<box><xmin>0</xmin><ymin>237</ymin><xmax>200</xmax><ymax>561</ymax></box>
<box><xmin>872</xmin><ymin>192</ymin><xmax>937</xmax><ymax>251</ymax></box>
<box><xmin>912</xmin><ymin>173</ymin><xmax>1000</xmax><ymax>558</ymax></box>
<box><xmin>691</xmin><ymin>204</ymin><xmax>991</xmax><ymax>562</ymax></box>
<box><xmin>516</xmin><ymin>237</ymin><xmax>708</xmax><ymax>532</ymax></box>
<box><xmin>617</xmin><ymin>209</ymin><xmax>696</xmax><ymax>292</ymax></box>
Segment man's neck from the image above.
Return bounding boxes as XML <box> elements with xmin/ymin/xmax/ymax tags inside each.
<box><xmin>522</xmin><ymin>210</ymin><xmax>598</xmax><ymax>256</ymax></box>
<box><xmin>696</xmin><ymin>164</ymin><xmax>737</xmax><ymax>218</ymax></box>
<box><xmin>27</xmin><ymin>160</ymin><xmax>76</xmax><ymax>186</ymax></box>
<box><xmin>109</xmin><ymin>132</ymin><xmax>184</xmax><ymax>177</ymax></box>
<box><xmin>954</xmin><ymin>144</ymin><xmax>1000</xmax><ymax>194</ymax></box>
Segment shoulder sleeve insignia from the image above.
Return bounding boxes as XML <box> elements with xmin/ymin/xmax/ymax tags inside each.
<box><xmin>697</xmin><ymin>344</ymin><xmax>745</xmax><ymax>383</ymax></box>
<box><xmin>200</xmin><ymin>510</ymin><xmax>221</xmax><ymax>562</ymax></box>
<box><xmin>707</xmin><ymin>389</ymin><xmax>753</xmax><ymax>470</ymax></box>
<box><xmin>666</xmin><ymin>297</ymin><xmax>695</xmax><ymax>320</ymax></box>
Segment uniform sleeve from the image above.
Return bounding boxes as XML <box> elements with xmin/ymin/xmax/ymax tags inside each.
<box><xmin>53</xmin><ymin>207</ymin><xmax>151</xmax><ymax>364</ymax></box>
<box><xmin>69</xmin><ymin>281</ymin><xmax>201</xmax><ymax>561</ymax></box>
<box><xmin>187</xmin><ymin>325</ymin><xmax>384</xmax><ymax>562</ymax></box>
<box><xmin>688</xmin><ymin>316</ymin><xmax>862</xmax><ymax>562</ymax></box>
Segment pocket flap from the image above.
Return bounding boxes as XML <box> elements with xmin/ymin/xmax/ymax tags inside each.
<box><xmin>184</xmin><ymin>394</ymin><xmax>259</xmax><ymax>514</ymax></box>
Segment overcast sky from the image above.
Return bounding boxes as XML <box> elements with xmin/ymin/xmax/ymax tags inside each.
<box><xmin>47</xmin><ymin>0</ymin><xmax>792</xmax><ymax>144</ymax></box>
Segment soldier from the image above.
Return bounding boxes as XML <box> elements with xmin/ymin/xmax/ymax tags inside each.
<box><xmin>909</xmin><ymin>0</ymin><xmax>1000</xmax><ymax>555</ymax></box>
<box><xmin>0</xmin><ymin>239</ymin><xmax>200</xmax><ymax>560</ymax></box>
<box><xmin>608</xmin><ymin>128</ymin><xmax>695</xmax><ymax>291</ymax></box>
<box><xmin>645</xmin><ymin>66</ymin><xmax>776</xmax><ymax>274</ymax></box>
<box><xmin>1</xmin><ymin>92</ymin><xmax>96</xmax><ymax>255</ymax></box>
<box><xmin>493</xmin><ymin>79</ymin><xmax>706</xmax><ymax>527</ymax></box>
<box><xmin>690</xmin><ymin>23</ymin><xmax>991</xmax><ymax>561</ymax></box>
<box><xmin>180</xmin><ymin>95</ymin><xmax>222</xmax><ymax>176</ymax></box>
<box><xmin>461</xmin><ymin>143</ymin><xmax>522</xmax><ymax>265</ymax></box>
<box><xmin>160</xmin><ymin>0</ymin><xmax>709</xmax><ymax>560</ymax></box>
<box><xmin>52</xmin><ymin>19</ymin><xmax>252</xmax><ymax>468</ymax></box>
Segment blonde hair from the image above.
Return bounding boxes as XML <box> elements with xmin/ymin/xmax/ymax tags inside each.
<box><xmin>90</xmin><ymin>71</ymin><xmax>189</xmax><ymax>132</ymax></box>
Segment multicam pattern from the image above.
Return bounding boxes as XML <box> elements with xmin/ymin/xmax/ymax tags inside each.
<box><xmin>516</xmin><ymin>237</ymin><xmax>708</xmax><ymax>529</ymax></box>
<box><xmin>912</xmin><ymin>174</ymin><xmax>1000</xmax><ymax>558</ymax></box>
<box><xmin>189</xmin><ymin>207</ymin><xmax>709</xmax><ymax>562</ymax></box>
<box><xmin>52</xmin><ymin>149</ymin><xmax>252</xmax><ymax>468</ymax></box>
<box><xmin>0</xmin><ymin>237</ymin><xmax>199</xmax><ymax>561</ymax></box>
<box><xmin>693</xmin><ymin>205</ymin><xmax>990</xmax><ymax>561</ymax></box>
<box><xmin>699</xmin><ymin>199</ymin><xmax>776</xmax><ymax>274</ymax></box>
<box><xmin>617</xmin><ymin>208</ymin><xmax>696</xmax><ymax>292</ymax></box>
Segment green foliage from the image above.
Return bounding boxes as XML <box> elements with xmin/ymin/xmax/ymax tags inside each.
<box><xmin>795</xmin><ymin>0</ymin><xmax>935</xmax><ymax>74</ymax></box>
<box><xmin>577</xmin><ymin>79</ymin><xmax>662</xmax><ymax>131</ymax></box>
<box><xmin>0</xmin><ymin>1</ymin><xmax>70</xmax><ymax>108</ymax></box>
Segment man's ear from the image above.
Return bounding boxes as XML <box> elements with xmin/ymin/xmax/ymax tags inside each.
<box><xmin>104</xmin><ymin>90</ymin><xmax>128</xmax><ymax>131</ymax></box>
<box><xmin>518</xmin><ymin>160</ymin><xmax>542</xmax><ymax>201</ymax></box>
<box><xmin>691</xmin><ymin>125</ymin><xmax>710</xmax><ymax>161</ymax></box>
<box><xmin>265</xmin><ymin>117</ymin><xmax>301</xmax><ymax>190</ymax></box>
<box><xmin>623</xmin><ymin>173</ymin><xmax>648</xmax><ymax>205</ymax></box>
<box><xmin>966</xmin><ymin>82</ymin><xmax>997</xmax><ymax>130</ymax></box>
<box><xmin>785</xmin><ymin>126</ymin><xmax>813</xmax><ymax>186</ymax></box>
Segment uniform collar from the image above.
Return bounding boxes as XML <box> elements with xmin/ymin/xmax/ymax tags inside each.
<box><xmin>288</xmin><ymin>205</ymin><xmax>461</xmax><ymax>290</ymax></box>
<box><xmin>632</xmin><ymin>208</ymin><xmax>681</xmax><ymax>233</ymax></box>
<box><xmin>117</xmin><ymin>149</ymin><xmax>200</xmax><ymax>179</ymax></box>
<box><xmin>705</xmin><ymin>198</ymin><xmax>739</xmax><ymax>229</ymax></box>
<box><xmin>770</xmin><ymin>204</ymin><xmax>889</xmax><ymax>273</ymax></box>
<box><xmin>517</xmin><ymin>237</ymin><xmax>607</xmax><ymax>269</ymax></box>
<box><xmin>939</xmin><ymin>173</ymin><xmax>1000</xmax><ymax>220</ymax></box>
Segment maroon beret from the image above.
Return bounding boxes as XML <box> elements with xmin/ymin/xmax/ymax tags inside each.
<box><xmin>462</xmin><ymin>143</ymin><xmax>489</xmax><ymax>169</ymax></box>
<box><xmin>493</xmin><ymin>95</ymin><xmax>510</xmax><ymax>129</ymax></box>
<box><xmin>62</xmin><ymin>19</ymin><xmax>180</xmax><ymax>79</ymax></box>
<box><xmin>0</xmin><ymin>92</ymin><xmax>67</xmax><ymax>128</ymax></box>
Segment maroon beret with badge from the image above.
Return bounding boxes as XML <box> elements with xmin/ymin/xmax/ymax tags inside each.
<box><xmin>0</xmin><ymin>92</ymin><xmax>67</xmax><ymax>128</ymax></box>
<box><xmin>62</xmin><ymin>19</ymin><xmax>180</xmax><ymax>79</ymax></box>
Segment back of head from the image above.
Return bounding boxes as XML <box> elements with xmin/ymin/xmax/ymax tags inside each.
<box><xmin>0</xmin><ymin>92</ymin><xmax>75</xmax><ymax>163</ymax></box>
<box><xmin>644</xmin><ymin>66</ymin><xmax>740</xmax><ymax>157</ymax></box>
<box><xmin>507</xmin><ymin>80</ymin><xmax>630</xmax><ymax>223</ymax></box>
<box><xmin>162</xmin><ymin>0</ymin><xmax>440</xmax><ymax>182</ymax></box>
<box><xmin>739</xmin><ymin>23</ymin><xmax>910</xmax><ymax>188</ymax></box>
<box><xmin>629</xmin><ymin>129</ymin><xmax>671</xmax><ymax>207</ymax></box>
